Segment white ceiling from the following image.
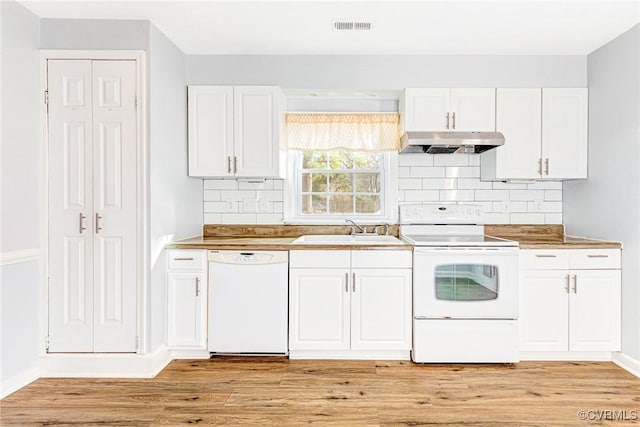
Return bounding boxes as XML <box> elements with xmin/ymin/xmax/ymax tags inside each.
<box><xmin>19</xmin><ymin>0</ymin><xmax>640</xmax><ymax>55</ymax></box>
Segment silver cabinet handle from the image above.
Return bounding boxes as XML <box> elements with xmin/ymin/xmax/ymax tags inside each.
<box><xmin>535</xmin><ymin>254</ymin><xmax>556</xmax><ymax>258</ymax></box>
<box><xmin>352</xmin><ymin>273</ymin><xmax>356</xmax><ymax>292</ymax></box>
<box><xmin>537</xmin><ymin>158</ymin><xmax>543</xmax><ymax>176</ymax></box>
<box><xmin>446</xmin><ymin>112</ymin><xmax>450</xmax><ymax>129</ymax></box>
<box><xmin>565</xmin><ymin>274</ymin><xmax>570</xmax><ymax>293</ymax></box>
<box><xmin>572</xmin><ymin>274</ymin><xmax>578</xmax><ymax>293</ymax></box>
<box><xmin>95</xmin><ymin>213</ymin><xmax>103</xmax><ymax>234</ymax></box>
<box><xmin>452</xmin><ymin>112</ymin><xmax>456</xmax><ymax>129</ymax></box>
<box><xmin>79</xmin><ymin>213</ymin><xmax>87</xmax><ymax>234</ymax></box>
<box><xmin>587</xmin><ymin>254</ymin><xmax>609</xmax><ymax>258</ymax></box>
<box><xmin>195</xmin><ymin>276</ymin><xmax>200</xmax><ymax>297</ymax></box>
<box><xmin>173</xmin><ymin>257</ymin><xmax>194</xmax><ymax>261</ymax></box>
<box><xmin>227</xmin><ymin>156</ymin><xmax>232</xmax><ymax>173</ymax></box>
<box><xmin>234</xmin><ymin>156</ymin><xmax>238</xmax><ymax>173</ymax></box>
<box><xmin>544</xmin><ymin>158</ymin><xmax>550</xmax><ymax>175</ymax></box>
<box><xmin>345</xmin><ymin>273</ymin><xmax>348</xmax><ymax>292</ymax></box>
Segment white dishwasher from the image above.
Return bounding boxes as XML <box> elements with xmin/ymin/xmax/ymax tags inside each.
<box><xmin>208</xmin><ymin>250</ymin><xmax>288</xmax><ymax>354</ymax></box>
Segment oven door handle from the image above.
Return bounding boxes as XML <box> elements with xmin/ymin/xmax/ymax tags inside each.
<box><xmin>413</xmin><ymin>248</ymin><xmax>518</xmax><ymax>255</ymax></box>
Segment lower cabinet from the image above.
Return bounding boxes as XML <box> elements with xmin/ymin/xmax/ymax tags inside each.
<box><xmin>289</xmin><ymin>250</ymin><xmax>412</xmax><ymax>358</ymax></box>
<box><xmin>166</xmin><ymin>250</ymin><xmax>208</xmax><ymax>350</ymax></box>
<box><xmin>519</xmin><ymin>249</ymin><xmax>621</xmax><ymax>355</ymax></box>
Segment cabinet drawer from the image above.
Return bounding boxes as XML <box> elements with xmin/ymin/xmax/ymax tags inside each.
<box><xmin>569</xmin><ymin>249</ymin><xmax>620</xmax><ymax>269</ymax></box>
<box><xmin>289</xmin><ymin>250</ymin><xmax>350</xmax><ymax>268</ymax></box>
<box><xmin>168</xmin><ymin>250</ymin><xmax>206</xmax><ymax>270</ymax></box>
<box><xmin>351</xmin><ymin>250</ymin><xmax>412</xmax><ymax>269</ymax></box>
<box><xmin>520</xmin><ymin>250</ymin><xmax>570</xmax><ymax>270</ymax></box>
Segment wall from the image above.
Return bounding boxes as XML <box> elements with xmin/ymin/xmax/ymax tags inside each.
<box><xmin>40</xmin><ymin>18</ymin><xmax>150</xmax><ymax>51</ymax></box>
<box><xmin>0</xmin><ymin>0</ymin><xmax>42</xmax><ymax>396</ymax></box>
<box><xmin>564</xmin><ymin>25</ymin><xmax>640</xmax><ymax>361</ymax></box>
<box><xmin>148</xmin><ymin>24</ymin><xmax>201</xmax><ymax>352</ymax></box>
<box><xmin>192</xmin><ymin>55</ymin><xmax>581</xmax><ymax>224</ymax></box>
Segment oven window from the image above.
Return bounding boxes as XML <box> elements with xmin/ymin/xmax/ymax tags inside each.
<box><xmin>435</xmin><ymin>264</ymin><xmax>499</xmax><ymax>301</ymax></box>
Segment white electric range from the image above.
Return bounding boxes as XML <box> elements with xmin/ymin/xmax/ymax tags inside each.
<box><xmin>399</xmin><ymin>203</ymin><xmax>520</xmax><ymax>363</ymax></box>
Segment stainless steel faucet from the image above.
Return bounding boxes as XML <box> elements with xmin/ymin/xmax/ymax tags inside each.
<box><xmin>345</xmin><ymin>219</ymin><xmax>377</xmax><ymax>235</ymax></box>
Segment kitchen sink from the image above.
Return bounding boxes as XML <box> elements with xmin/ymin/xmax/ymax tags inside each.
<box><xmin>292</xmin><ymin>234</ymin><xmax>404</xmax><ymax>244</ymax></box>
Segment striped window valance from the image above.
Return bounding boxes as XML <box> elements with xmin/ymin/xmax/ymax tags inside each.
<box><xmin>286</xmin><ymin>113</ymin><xmax>400</xmax><ymax>152</ymax></box>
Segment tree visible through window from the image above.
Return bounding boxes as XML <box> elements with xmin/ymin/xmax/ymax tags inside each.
<box><xmin>299</xmin><ymin>150</ymin><xmax>384</xmax><ymax>216</ymax></box>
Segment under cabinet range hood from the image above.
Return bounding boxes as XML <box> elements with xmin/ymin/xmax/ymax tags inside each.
<box><xmin>399</xmin><ymin>131</ymin><xmax>505</xmax><ymax>154</ymax></box>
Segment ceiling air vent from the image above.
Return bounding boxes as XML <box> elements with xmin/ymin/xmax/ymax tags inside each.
<box><xmin>333</xmin><ymin>21</ymin><xmax>373</xmax><ymax>31</ymax></box>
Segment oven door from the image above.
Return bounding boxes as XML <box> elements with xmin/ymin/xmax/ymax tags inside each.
<box><xmin>413</xmin><ymin>247</ymin><xmax>519</xmax><ymax>319</ymax></box>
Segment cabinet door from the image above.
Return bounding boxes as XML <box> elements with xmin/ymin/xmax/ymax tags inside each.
<box><xmin>188</xmin><ymin>86</ymin><xmax>234</xmax><ymax>177</ymax></box>
<box><xmin>47</xmin><ymin>60</ymin><xmax>95</xmax><ymax>352</ymax></box>
<box><xmin>542</xmin><ymin>88</ymin><xmax>588</xmax><ymax>179</ymax></box>
<box><xmin>402</xmin><ymin>88</ymin><xmax>450</xmax><ymax>131</ymax></box>
<box><xmin>483</xmin><ymin>89</ymin><xmax>542</xmax><ymax>180</ymax></box>
<box><xmin>233</xmin><ymin>86</ymin><xmax>284</xmax><ymax>178</ymax></box>
<box><xmin>289</xmin><ymin>268</ymin><xmax>350</xmax><ymax>351</ymax></box>
<box><xmin>167</xmin><ymin>272</ymin><xmax>207</xmax><ymax>348</ymax></box>
<box><xmin>569</xmin><ymin>270</ymin><xmax>621</xmax><ymax>351</ymax></box>
<box><xmin>519</xmin><ymin>270</ymin><xmax>569</xmax><ymax>352</ymax></box>
<box><xmin>450</xmin><ymin>88</ymin><xmax>496</xmax><ymax>131</ymax></box>
<box><xmin>91</xmin><ymin>60</ymin><xmax>138</xmax><ymax>352</ymax></box>
<box><xmin>350</xmin><ymin>269</ymin><xmax>412</xmax><ymax>351</ymax></box>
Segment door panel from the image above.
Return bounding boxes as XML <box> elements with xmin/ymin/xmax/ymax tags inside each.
<box><xmin>48</xmin><ymin>60</ymin><xmax>94</xmax><ymax>352</ymax></box>
<box><xmin>91</xmin><ymin>60</ymin><xmax>137</xmax><ymax>352</ymax></box>
<box><xmin>168</xmin><ymin>272</ymin><xmax>206</xmax><ymax>348</ymax></box>
<box><xmin>450</xmin><ymin>88</ymin><xmax>496</xmax><ymax>131</ymax></box>
<box><xmin>402</xmin><ymin>88</ymin><xmax>450</xmax><ymax>131</ymax></box>
<box><xmin>188</xmin><ymin>86</ymin><xmax>234</xmax><ymax>177</ymax></box>
<box><xmin>351</xmin><ymin>269</ymin><xmax>412</xmax><ymax>350</ymax></box>
<box><xmin>289</xmin><ymin>268</ymin><xmax>350</xmax><ymax>351</ymax></box>
<box><xmin>519</xmin><ymin>270</ymin><xmax>569</xmax><ymax>351</ymax></box>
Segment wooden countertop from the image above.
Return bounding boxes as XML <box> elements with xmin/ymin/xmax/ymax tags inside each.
<box><xmin>484</xmin><ymin>224</ymin><xmax>621</xmax><ymax>249</ymax></box>
<box><xmin>166</xmin><ymin>236</ymin><xmax>413</xmax><ymax>251</ymax></box>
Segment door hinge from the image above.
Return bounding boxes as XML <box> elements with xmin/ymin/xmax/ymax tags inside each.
<box><xmin>134</xmin><ymin>95</ymin><xmax>137</xmax><ymax>108</ymax></box>
<box><xmin>44</xmin><ymin>90</ymin><xmax>49</xmax><ymax>105</ymax></box>
<box><xmin>135</xmin><ymin>336</ymin><xmax>139</xmax><ymax>351</ymax></box>
<box><xmin>45</xmin><ymin>336</ymin><xmax>50</xmax><ymax>352</ymax></box>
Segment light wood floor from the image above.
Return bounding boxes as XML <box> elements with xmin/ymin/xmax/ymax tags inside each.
<box><xmin>1</xmin><ymin>357</ymin><xmax>639</xmax><ymax>426</ymax></box>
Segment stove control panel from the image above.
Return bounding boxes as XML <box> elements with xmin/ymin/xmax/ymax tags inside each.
<box><xmin>400</xmin><ymin>203</ymin><xmax>484</xmax><ymax>225</ymax></box>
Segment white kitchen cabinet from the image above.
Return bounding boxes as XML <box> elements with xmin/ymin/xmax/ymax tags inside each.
<box><xmin>166</xmin><ymin>250</ymin><xmax>207</xmax><ymax>350</ymax></box>
<box><xmin>481</xmin><ymin>88</ymin><xmax>588</xmax><ymax>181</ymax></box>
<box><xmin>401</xmin><ymin>88</ymin><xmax>496</xmax><ymax>133</ymax></box>
<box><xmin>288</xmin><ymin>250</ymin><xmax>412</xmax><ymax>359</ymax></box>
<box><xmin>188</xmin><ymin>85</ymin><xmax>285</xmax><ymax>178</ymax></box>
<box><xmin>519</xmin><ymin>249</ymin><xmax>621</xmax><ymax>355</ymax></box>
<box><xmin>47</xmin><ymin>59</ymin><xmax>138</xmax><ymax>353</ymax></box>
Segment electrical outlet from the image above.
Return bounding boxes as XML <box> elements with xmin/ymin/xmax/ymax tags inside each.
<box><xmin>534</xmin><ymin>200</ymin><xmax>544</xmax><ymax>212</ymax></box>
<box><xmin>500</xmin><ymin>201</ymin><xmax>510</xmax><ymax>213</ymax></box>
<box><xmin>226</xmin><ymin>201</ymin><xmax>235</xmax><ymax>212</ymax></box>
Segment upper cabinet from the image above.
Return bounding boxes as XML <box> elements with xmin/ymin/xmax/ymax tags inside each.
<box><xmin>401</xmin><ymin>88</ymin><xmax>496</xmax><ymax>132</ymax></box>
<box><xmin>481</xmin><ymin>88</ymin><xmax>588</xmax><ymax>181</ymax></box>
<box><xmin>188</xmin><ymin>85</ymin><xmax>286</xmax><ymax>178</ymax></box>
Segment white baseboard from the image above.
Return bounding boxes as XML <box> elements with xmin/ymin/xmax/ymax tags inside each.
<box><xmin>289</xmin><ymin>350</ymin><xmax>410</xmax><ymax>360</ymax></box>
<box><xmin>40</xmin><ymin>346</ymin><xmax>172</xmax><ymax>378</ymax></box>
<box><xmin>1</xmin><ymin>366</ymin><xmax>40</xmax><ymax>399</ymax></box>
<box><xmin>170</xmin><ymin>349</ymin><xmax>211</xmax><ymax>359</ymax></box>
<box><xmin>520</xmin><ymin>351</ymin><xmax>612</xmax><ymax>361</ymax></box>
<box><xmin>612</xmin><ymin>352</ymin><xmax>640</xmax><ymax>378</ymax></box>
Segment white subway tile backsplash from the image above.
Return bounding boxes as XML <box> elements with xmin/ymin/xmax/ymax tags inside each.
<box><xmin>440</xmin><ymin>189</ymin><xmax>475</xmax><ymax>201</ymax></box>
<box><xmin>273</xmin><ymin>180</ymin><xmax>284</xmax><ymax>190</ymax></box>
<box><xmin>399</xmin><ymin>154</ymin><xmax>433</xmax><ymax>167</ymax></box>
<box><xmin>545</xmin><ymin>214</ymin><xmax>563</xmax><ymax>224</ymax></box>
<box><xmin>510</xmin><ymin>213</ymin><xmax>545</xmax><ymax>224</ymax></box>
<box><xmin>221</xmin><ymin>213</ymin><xmax>257</xmax><ymax>224</ymax></box>
<box><xmin>203</xmin><ymin>213</ymin><xmax>222</xmax><ymax>224</ymax></box>
<box><xmin>527</xmin><ymin>181</ymin><xmax>563</xmax><ymax>190</ymax></box>
<box><xmin>411</xmin><ymin>166</ymin><xmax>446</xmax><ymax>178</ymax></box>
<box><xmin>220</xmin><ymin>190</ymin><xmax>256</xmax><ymax>201</ymax></box>
<box><xmin>204</xmin><ymin>201</ymin><xmax>235</xmax><ymax>213</ymax></box>
<box><xmin>509</xmin><ymin>189</ymin><xmax>544</xmax><ymax>201</ymax></box>
<box><xmin>238</xmin><ymin>180</ymin><xmax>274</xmax><ymax>190</ymax></box>
<box><xmin>445</xmin><ymin>166</ymin><xmax>480</xmax><ymax>178</ymax></box>
<box><xmin>491</xmin><ymin>181</ymin><xmax>528</xmax><ymax>190</ymax></box>
<box><xmin>257</xmin><ymin>213</ymin><xmax>284</xmax><ymax>224</ymax></box>
<box><xmin>474</xmin><ymin>189</ymin><xmax>509</xmax><ymax>201</ymax></box>
<box><xmin>257</xmin><ymin>190</ymin><xmax>284</xmax><ymax>202</ymax></box>
<box><xmin>433</xmin><ymin>154</ymin><xmax>469</xmax><ymax>167</ymax></box>
<box><xmin>204</xmin><ymin>179</ymin><xmax>238</xmax><ymax>190</ymax></box>
<box><xmin>544</xmin><ymin>190</ymin><xmax>563</xmax><ymax>201</ymax></box>
<box><xmin>422</xmin><ymin>178</ymin><xmax>457</xmax><ymax>190</ymax></box>
<box><xmin>203</xmin><ymin>190</ymin><xmax>221</xmax><ymax>201</ymax></box>
<box><xmin>403</xmin><ymin>190</ymin><xmax>440</xmax><ymax>202</ymax></box>
<box><xmin>484</xmin><ymin>213</ymin><xmax>510</xmax><ymax>224</ymax></box>
<box><xmin>457</xmin><ymin>178</ymin><xmax>492</xmax><ymax>190</ymax></box>
<box><xmin>398</xmin><ymin>166</ymin><xmax>411</xmax><ymax>178</ymax></box>
<box><xmin>398</xmin><ymin>179</ymin><xmax>423</xmax><ymax>190</ymax></box>
<box><xmin>468</xmin><ymin>156</ymin><xmax>480</xmax><ymax>166</ymax></box>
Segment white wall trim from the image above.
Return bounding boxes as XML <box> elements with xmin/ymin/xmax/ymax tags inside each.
<box><xmin>289</xmin><ymin>350</ymin><xmax>410</xmax><ymax>360</ymax></box>
<box><xmin>520</xmin><ymin>351</ymin><xmax>612</xmax><ymax>361</ymax></box>
<box><xmin>40</xmin><ymin>346</ymin><xmax>172</xmax><ymax>378</ymax></box>
<box><xmin>0</xmin><ymin>366</ymin><xmax>41</xmax><ymax>399</ymax></box>
<box><xmin>0</xmin><ymin>248</ymin><xmax>42</xmax><ymax>266</ymax></box>
<box><xmin>612</xmin><ymin>352</ymin><xmax>640</xmax><ymax>378</ymax></box>
<box><xmin>39</xmin><ymin>49</ymin><xmax>149</xmax><ymax>356</ymax></box>
<box><xmin>170</xmin><ymin>349</ymin><xmax>211</xmax><ymax>359</ymax></box>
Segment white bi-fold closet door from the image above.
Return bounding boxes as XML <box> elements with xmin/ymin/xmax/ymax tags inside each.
<box><xmin>48</xmin><ymin>60</ymin><xmax>137</xmax><ymax>353</ymax></box>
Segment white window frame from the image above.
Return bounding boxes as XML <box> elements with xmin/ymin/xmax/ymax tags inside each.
<box><xmin>284</xmin><ymin>150</ymin><xmax>398</xmax><ymax>224</ymax></box>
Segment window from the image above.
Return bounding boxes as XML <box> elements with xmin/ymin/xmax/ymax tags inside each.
<box><xmin>299</xmin><ymin>150</ymin><xmax>384</xmax><ymax>216</ymax></box>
